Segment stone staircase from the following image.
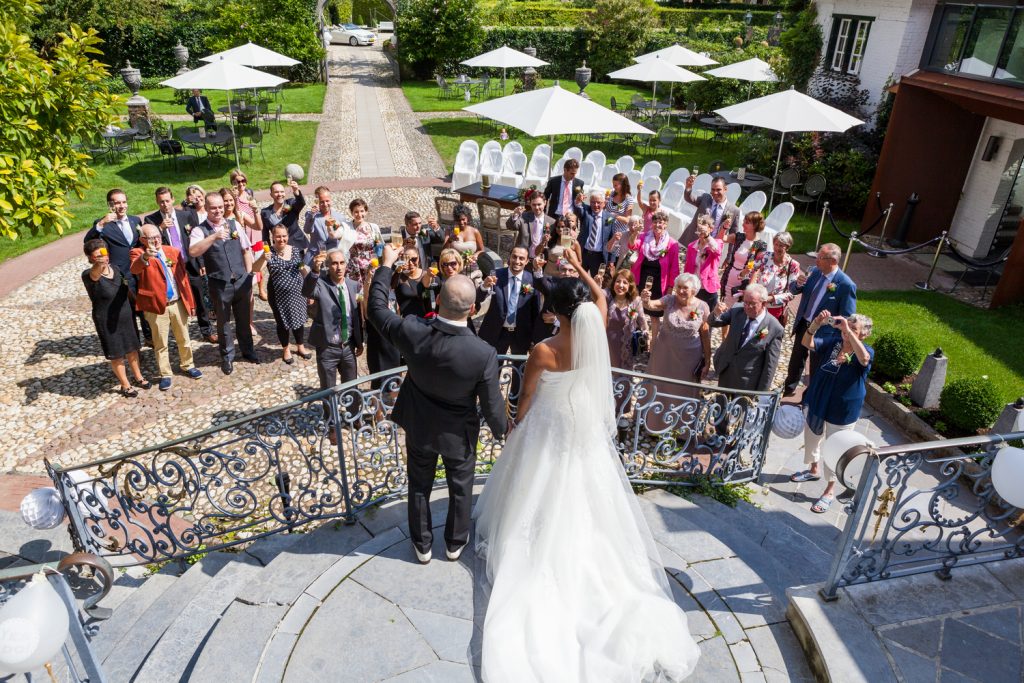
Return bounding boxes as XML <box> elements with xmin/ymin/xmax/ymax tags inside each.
<box><xmin>9</xmin><ymin>484</ymin><xmax>849</xmax><ymax>682</ymax></box>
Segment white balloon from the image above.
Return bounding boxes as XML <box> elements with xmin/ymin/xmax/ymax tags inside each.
<box><xmin>19</xmin><ymin>488</ymin><xmax>65</xmax><ymax>530</ymax></box>
<box><xmin>772</xmin><ymin>404</ymin><xmax>804</xmax><ymax>440</ymax></box>
<box><xmin>284</xmin><ymin>163</ymin><xmax>305</xmax><ymax>181</ymax></box>
<box><xmin>0</xmin><ymin>573</ymin><xmax>70</xmax><ymax>674</ymax></box>
<box><xmin>822</xmin><ymin>430</ymin><xmax>873</xmax><ymax>475</ymax></box>
<box><xmin>991</xmin><ymin>446</ymin><xmax>1024</xmax><ymax>509</ymax></box>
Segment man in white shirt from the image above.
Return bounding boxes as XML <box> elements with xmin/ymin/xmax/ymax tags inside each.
<box><xmin>303</xmin><ymin>186</ymin><xmax>356</xmax><ymax>265</ymax></box>
<box><xmin>680</xmin><ymin>176</ymin><xmax>740</xmax><ymax>251</ymax></box>
<box><xmin>543</xmin><ymin>158</ymin><xmax>584</xmax><ymax>220</ymax></box>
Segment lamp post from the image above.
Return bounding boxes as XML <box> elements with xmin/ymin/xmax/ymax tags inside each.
<box><xmin>744</xmin><ymin>11</ymin><xmax>754</xmax><ymax>45</ymax></box>
<box><xmin>768</xmin><ymin>11</ymin><xmax>784</xmax><ymax>46</ymax></box>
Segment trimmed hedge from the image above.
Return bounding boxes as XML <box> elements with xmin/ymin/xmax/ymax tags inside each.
<box><xmin>939</xmin><ymin>377</ymin><xmax>1002</xmax><ymax>434</ymax></box>
<box><xmin>872</xmin><ymin>331</ymin><xmax>924</xmax><ymax>382</ymax></box>
<box><xmin>483</xmin><ymin>3</ymin><xmax>783</xmax><ymax>29</ymax></box>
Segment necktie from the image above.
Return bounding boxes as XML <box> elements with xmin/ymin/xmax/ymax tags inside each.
<box><xmin>712</xmin><ymin>204</ymin><xmax>721</xmax><ymax>228</ymax></box>
<box><xmin>166</xmin><ymin>214</ymin><xmax>182</xmax><ymax>252</ymax></box>
<box><xmin>561</xmin><ymin>181</ymin><xmax>571</xmax><ymax>216</ymax></box>
<box><xmin>157</xmin><ymin>253</ymin><xmax>175</xmax><ymax>302</ymax></box>
<box><xmin>589</xmin><ymin>213</ymin><xmax>602</xmax><ymax>251</ymax></box>
<box><xmin>121</xmin><ymin>219</ymin><xmax>133</xmax><ymax>244</ymax></box>
<box><xmin>507</xmin><ymin>275</ymin><xmax>519</xmax><ymax>326</ymax></box>
<box><xmin>197</xmin><ymin>97</ymin><xmax>204</xmax><ymax>112</ymax></box>
<box><xmin>740</xmin><ymin>316</ymin><xmax>755</xmax><ymax>346</ymax></box>
<box><xmin>337</xmin><ymin>283</ymin><xmax>349</xmax><ymax>343</ymax></box>
<box><xmin>804</xmin><ymin>276</ymin><xmax>827</xmax><ymax>321</ymax></box>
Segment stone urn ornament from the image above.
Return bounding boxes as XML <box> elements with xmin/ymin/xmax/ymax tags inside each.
<box><xmin>120</xmin><ymin>61</ymin><xmax>142</xmax><ymax>97</ymax></box>
<box><xmin>173</xmin><ymin>41</ymin><xmax>190</xmax><ymax>75</ymax></box>
<box><xmin>522</xmin><ymin>46</ymin><xmax>539</xmax><ymax>91</ymax></box>
<box><xmin>575</xmin><ymin>61</ymin><xmax>592</xmax><ymax>99</ymax></box>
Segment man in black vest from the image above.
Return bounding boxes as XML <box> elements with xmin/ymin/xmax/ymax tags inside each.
<box><xmin>145</xmin><ymin>186</ymin><xmax>216</xmax><ymax>344</ymax></box>
<box><xmin>189</xmin><ymin>192</ymin><xmax>259</xmax><ymax>375</ymax></box>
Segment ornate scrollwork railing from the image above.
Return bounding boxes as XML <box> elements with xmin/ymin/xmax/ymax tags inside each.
<box><xmin>47</xmin><ymin>357</ymin><xmax>778</xmax><ymax>565</ymax></box>
<box><xmin>821</xmin><ymin>431</ymin><xmax>1024</xmax><ymax>600</ymax></box>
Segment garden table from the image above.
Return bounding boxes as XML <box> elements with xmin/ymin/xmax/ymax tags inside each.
<box><xmin>100</xmin><ymin>128</ymin><xmax>137</xmax><ymax>162</ymax></box>
<box><xmin>457</xmin><ymin>182</ymin><xmax>523</xmax><ymax>211</ymax></box>
<box><xmin>711</xmin><ymin>170</ymin><xmax>771</xmax><ymax>191</ymax></box>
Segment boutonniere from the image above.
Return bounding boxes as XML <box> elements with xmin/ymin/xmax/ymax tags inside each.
<box><xmin>166</xmin><ymin>258</ymin><xmax>175</xmax><ymax>268</ymax></box>
<box><xmin>827</xmin><ymin>283</ymin><xmax>837</xmax><ymax>292</ymax></box>
<box><xmin>521</xmin><ymin>283</ymin><xmax>534</xmax><ymax>295</ymax></box>
<box><xmin>230</xmin><ymin>229</ymin><xmax>238</xmax><ymax>239</ymax></box>
<box><xmin>688</xmin><ymin>310</ymin><xmax>700</xmax><ymax>321</ymax></box>
<box><xmin>659</xmin><ymin>249</ymin><xmax>668</xmax><ymax>258</ymax></box>
<box><xmin>757</xmin><ymin>328</ymin><xmax>769</xmax><ymax>340</ymax></box>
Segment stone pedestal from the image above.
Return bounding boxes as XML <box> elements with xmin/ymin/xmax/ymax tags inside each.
<box><xmin>522</xmin><ymin>46</ymin><xmax>539</xmax><ymax>92</ymax></box>
<box><xmin>992</xmin><ymin>398</ymin><xmax>1024</xmax><ymax>434</ymax></box>
<box><xmin>127</xmin><ymin>97</ymin><xmax>151</xmax><ymax>129</ymax></box>
<box><xmin>910</xmin><ymin>348</ymin><xmax>947</xmax><ymax>410</ymax></box>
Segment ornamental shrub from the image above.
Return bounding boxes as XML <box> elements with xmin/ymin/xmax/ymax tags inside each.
<box><xmin>871</xmin><ymin>331</ymin><xmax>924</xmax><ymax>382</ymax></box>
<box><xmin>778</xmin><ymin>1</ymin><xmax>821</xmax><ymax>90</ymax></box>
<box><xmin>397</xmin><ymin>0</ymin><xmax>485</xmax><ymax>79</ymax></box>
<box><xmin>939</xmin><ymin>377</ymin><xmax>1002</xmax><ymax>434</ymax></box>
<box><xmin>584</xmin><ymin>0</ymin><xmax>660</xmax><ymax>80</ymax></box>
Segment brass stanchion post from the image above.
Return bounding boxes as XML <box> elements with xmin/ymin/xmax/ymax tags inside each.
<box><xmin>807</xmin><ymin>201</ymin><xmax>829</xmax><ymax>257</ymax></box>
<box><xmin>915</xmin><ymin>231</ymin><xmax>947</xmax><ymax>291</ymax></box>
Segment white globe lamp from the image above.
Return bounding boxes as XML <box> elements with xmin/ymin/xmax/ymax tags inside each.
<box><xmin>822</xmin><ymin>430</ymin><xmax>873</xmax><ymax>476</ymax></box>
<box><xmin>771</xmin><ymin>404</ymin><xmax>804</xmax><ymax>440</ymax></box>
<box><xmin>0</xmin><ymin>573</ymin><xmax>70</xmax><ymax>675</ymax></box>
<box><xmin>991</xmin><ymin>446</ymin><xmax>1024</xmax><ymax>509</ymax></box>
<box><xmin>20</xmin><ymin>488</ymin><xmax>65</xmax><ymax>530</ymax></box>
<box><xmin>284</xmin><ymin>163</ymin><xmax>305</xmax><ymax>181</ymax></box>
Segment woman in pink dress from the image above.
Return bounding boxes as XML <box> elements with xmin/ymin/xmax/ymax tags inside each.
<box><xmin>625</xmin><ymin>210</ymin><xmax>679</xmax><ymax>344</ymax></box>
<box><xmin>684</xmin><ymin>214</ymin><xmax>723</xmax><ymax>312</ymax></box>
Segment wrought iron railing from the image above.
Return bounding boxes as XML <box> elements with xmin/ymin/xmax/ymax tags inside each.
<box><xmin>821</xmin><ymin>431</ymin><xmax>1024</xmax><ymax>600</ymax></box>
<box><xmin>46</xmin><ymin>356</ymin><xmax>778</xmax><ymax>565</ymax></box>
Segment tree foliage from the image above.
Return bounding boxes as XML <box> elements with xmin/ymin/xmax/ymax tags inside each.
<box><xmin>0</xmin><ymin>0</ymin><xmax>118</xmax><ymax>240</ymax></box>
<box><xmin>584</xmin><ymin>0</ymin><xmax>660</xmax><ymax>80</ymax></box>
<box><xmin>778</xmin><ymin>1</ymin><xmax>822</xmax><ymax>90</ymax></box>
<box><xmin>397</xmin><ymin>0</ymin><xmax>484</xmax><ymax>79</ymax></box>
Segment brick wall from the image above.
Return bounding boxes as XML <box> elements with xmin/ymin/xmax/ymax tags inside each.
<box><xmin>950</xmin><ymin>118</ymin><xmax>1024</xmax><ymax>256</ymax></box>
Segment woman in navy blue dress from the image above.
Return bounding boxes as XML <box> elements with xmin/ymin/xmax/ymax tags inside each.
<box><xmin>789</xmin><ymin>310</ymin><xmax>874</xmax><ymax>514</ymax></box>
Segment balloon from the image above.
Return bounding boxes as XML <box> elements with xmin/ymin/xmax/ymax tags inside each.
<box><xmin>19</xmin><ymin>488</ymin><xmax>65</xmax><ymax>530</ymax></box>
<box><xmin>0</xmin><ymin>573</ymin><xmax>70</xmax><ymax>674</ymax></box>
<box><xmin>822</xmin><ymin>430</ymin><xmax>873</xmax><ymax>475</ymax></box>
<box><xmin>284</xmin><ymin>163</ymin><xmax>305</xmax><ymax>181</ymax></box>
<box><xmin>991</xmin><ymin>446</ymin><xmax>1024</xmax><ymax>509</ymax></box>
<box><xmin>771</xmin><ymin>404</ymin><xmax>804</xmax><ymax>440</ymax></box>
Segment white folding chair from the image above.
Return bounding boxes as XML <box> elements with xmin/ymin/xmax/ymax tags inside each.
<box><xmin>497</xmin><ymin>151</ymin><xmax>529</xmax><ymax>188</ymax></box>
<box><xmin>564</xmin><ymin>146</ymin><xmax>583</xmax><ymax>163</ymax></box>
<box><xmin>726</xmin><ymin>182</ymin><xmax>741</xmax><ymax>205</ymax></box>
<box><xmin>692</xmin><ymin>173</ymin><xmax>712</xmax><ymax>197</ymax></box>
<box><xmin>523</xmin><ymin>153</ymin><xmax>550</xmax><ymax>189</ymax></box>
<box><xmin>552</xmin><ymin>157</ymin><xmax>566</xmax><ymax>177</ymax></box>
<box><xmin>452</xmin><ymin>149</ymin><xmax>479</xmax><ymax>189</ymax></box>
<box><xmin>664</xmin><ymin>167</ymin><xmax>690</xmax><ymax>190</ymax></box>
<box><xmin>458</xmin><ymin>139</ymin><xmax>479</xmax><ymax>157</ymax></box>
<box><xmin>660</xmin><ymin>181</ymin><xmax>686</xmax><ymax>212</ymax></box>
<box><xmin>738</xmin><ymin>190</ymin><xmax>767</xmax><ymax>216</ymax></box>
<box><xmin>765</xmin><ymin>202</ymin><xmax>796</xmax><ymax>233</ymax></box>
<box><xmin>533</xmin><ymin>143</ymin><xmax>552</xmax><ymax>160</ymax></box>
<box><xmin>593</xmin><ymin>164</ymin><xmax>618</xmax><ymax>193</ymax></box>
<box><xmin>479</xmin><ymin>148</ymin><xmax>504</xmax><ymax>179</ymax></box>
<box><xmin>481</xmin><ymin>140</ymin><xmax>501</xmax><ymax>156</ymax></box>
<box><xmin>639</xmin><ymin>160</ymin><xmax>662</xmax><ymax>181</ymax></box>
<box><xmin>626</xmin><ymin>170</ymin><xmax>642</xmax><ymax>191</ymax></box>
<box><xmin>578</xmin><ymin>160</ymin><xmax>597</xmax><ymax>191</ymax></box>
<box><xmin>615</xmin><ymin>155</ymin><xmax>635</xmax><ymax>174</ymax></box>
<box><xmin>503</xmin><ymin>140</ymin><xmax>523</xmax><ymax>157</ymax></box>
<box><xmin>641</xmin><ymin>176</ymin><xmax>663</xmax><ymax>195</ymax></box>
<box><xmin>584</xmin><ymin>150</ymin><xmax>606</xmax><ymax>173</ymax></box>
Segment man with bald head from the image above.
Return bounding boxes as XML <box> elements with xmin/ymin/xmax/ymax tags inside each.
<box><xmin>369</xmin><ymin>244</ymin><xmax>507</xmax><ymax>565</ymax></box>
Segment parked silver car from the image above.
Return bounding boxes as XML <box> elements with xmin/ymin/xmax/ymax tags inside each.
<box><xmin>329</xmin><ymin>24</ymin><xmax>376</xmax><ymax>46</ymax></box>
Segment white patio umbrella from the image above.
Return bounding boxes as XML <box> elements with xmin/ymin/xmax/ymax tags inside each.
<box><xmin>463</xmin><ymin>83</ymin><xmax>653</xmax><ymax>176</ymax></box>
<box><xmin>715</xmin><ymin>87</ymin><xmax>863</xmax><ymax>208</ymax></box>
<box><xmin>635</xmin><ymin>43</ymin><xmax>718</xmax><ymax>67</ymax></box>
<box><xmin>161</xmin><ymin>57</ymin><xmax>288</xmax><ymax>168</ymax></box>
<box><xmin>460</xmin><ymin>45</ymin><xmax>549</xmax><ymax>96</ymax></box>
<box><xmin>608</xmin><ymin>56</ymin><xmax>705</xmax><ymax>121</ymax></box>
<box><xmin>200</xmin><ymin>41</ymin><xmax>300</xmax><ymax>67</ymax></box>
<box><xmin>704</xmin><ymin>57</ymin><xmax>779</xmax><ymax>100</ymax></box>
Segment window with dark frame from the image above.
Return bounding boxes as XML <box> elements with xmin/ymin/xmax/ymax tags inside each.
<box><xmin>826</xmin><ymin>14</ymin><xmax>874</xmax><ymax>75</ymax></box>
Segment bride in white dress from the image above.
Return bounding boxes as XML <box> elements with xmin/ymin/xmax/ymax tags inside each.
<box><xmin>474</xmin><ymin>249</ymin><xmax>700</xmax><ymax>682</ymax></box>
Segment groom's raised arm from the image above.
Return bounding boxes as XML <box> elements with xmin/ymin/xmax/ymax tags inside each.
<box><xmin>368</xmin><ymin>251</ymin><xmax>405</xmax><ymax>345</ymax></box>
<box><xmin>476</xmin><ymin>350</ymin><xmax>508</xmax><ymax>437</ymax></box>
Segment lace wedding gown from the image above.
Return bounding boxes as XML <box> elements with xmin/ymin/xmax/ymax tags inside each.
<box><xmin>473</xmin><ymin>302</ymin><xmax>700</xmax><ymax>682</ymax></box>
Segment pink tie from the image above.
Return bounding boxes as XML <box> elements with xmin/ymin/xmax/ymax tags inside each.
<box><xmin>561</xmin><ymin>181</ymin><xmax>571</xmax><ymax>215</ymax></box>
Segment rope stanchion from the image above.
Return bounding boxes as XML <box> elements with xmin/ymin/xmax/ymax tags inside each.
<box><xmin>867</xmin><ymin>202</ymin><xmax>895</xmax><ymax>259</ymax></box>
<box><xmin>942</xmin><ymin>238</ymin><xmax>1011</xmax><ymax>270</ymax></box>
<box><xmin>850</xmin><ymin>233</ymin><xmax>944</xmax><ymax>255</ymax></box>
<box><xmin>807</xmin><ymin>201</ymin><xmax>829</xmax><ymax>257</ymax></box>
<box><xmin>843</xmin><ymin>231</ymin><xmax>857</xmax><ymax>271</ymax></box>
<box><xmin>915</xmin><ymin>231</ymin><xmax>948</xmax><ymax>291</ymax></box>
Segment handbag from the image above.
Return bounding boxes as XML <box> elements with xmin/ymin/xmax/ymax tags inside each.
<box><xmin>630</xmin><ymin>329</ymin><xmax>650</xmax><ymax>356</ymax></box>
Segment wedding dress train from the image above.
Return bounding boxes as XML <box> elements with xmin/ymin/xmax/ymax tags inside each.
<box><xmin>474</xmin><ymin>302</ymin><xmax>700</xmax><ymax>682</ymax></box>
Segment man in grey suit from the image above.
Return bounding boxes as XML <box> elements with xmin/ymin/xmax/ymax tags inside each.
<box><xmin>680</xmin><ymin>176</ymin><xmax>740</xmax><ymax>250</ymax></box>
<box><xmin>303</xmin><ymin>249</ymin><xmax>364</xmax><ymax>421</ymax></box>
<box><xmin>709</xmin><ymin>284</ymin><xmax>784</xmax><ymax>392</ymax></box>
<box><xmin>369</xmin><ymin>245</ymin><xmax>507</xmax><ymax>565</ymax></box>
<box><xmin>508</xmin><ymin>192</ymin><xmax>555</xmax><ymax>264</ymax></box>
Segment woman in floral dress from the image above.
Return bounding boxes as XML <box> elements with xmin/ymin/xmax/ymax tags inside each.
<box><xmin>752</xmin><ymin>232</ymin><xmax>800</xmax><ymax>327</ymax></box>
<box><xmin>345</xmin><ymin>197</ymin><xmax>383</xmax><ymax>281</ymax></box>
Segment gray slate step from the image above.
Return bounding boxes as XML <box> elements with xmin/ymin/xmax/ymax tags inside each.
<box><xmin>189</xmin><ymin>601</ymin><xmax>288</xmax><ymax>683</ymax></box>
<box><xmin>741</xmin><ymin>485</ymin><xmax>845</xmax><ymax>556</ymax></box>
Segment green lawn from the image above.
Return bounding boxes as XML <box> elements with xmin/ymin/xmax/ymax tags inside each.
<box><xmin>858</xmin><ymin>290</ymin><xmax>1024</xmax><ymax>404</ymax></box>
<box><xmin>420</xmin><ymin>116</ymin><xmax>857</xmax><ymax>253</ymax></box>
<box><xmin>131</xmin><ymin>83</ymin><xmax>326</xmax><ymax>116</ymax></box>
<box><xmin>0</xmin><ymin>121</ymin><xmax>319</xmax><ymax>263</ymax></box>
<box><xmin>402</xmin><ymin>77</ymin><xmax>652</xmax><ymax>112</ymax></box>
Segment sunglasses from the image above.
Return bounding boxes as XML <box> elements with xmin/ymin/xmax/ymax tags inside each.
<box><xmin>408</xmin><ymin>257</ymin><xmax>420</xmax><ymax>262</ymax></box>
<box><xmin>234</xmin><ymin>178</ymin><xmax>248</xmax><ymax>184</ymax></box>
<box><xmin>440</xmin><ymin>261</ymin><xmax>459</xmax><ymax>268</ymax></box>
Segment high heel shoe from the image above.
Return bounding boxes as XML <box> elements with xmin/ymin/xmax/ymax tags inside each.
<box><xmin>282</xmin><ymin>355</ymin><xmax>294</xmax><ymax>365</ymax></box>
<box><xmin>297</xmin><ymin>350</ymin><xmax>312</xmax><ymax>360</ymax></box>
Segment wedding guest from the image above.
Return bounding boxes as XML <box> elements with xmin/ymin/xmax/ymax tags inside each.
<box><xmin>685</xmin><ymin>215</ymin><xmax>723</xmax><ymax>312</ymax></box>
<box><xmin>423</xmin><ymin>247</ymin><xmax>465</xmax><ymax>316</ymax></box>
<box><xmin>608</xmin><ymin>215</ymin><xmax>643</xmax><ymax>269</ymax></box>
<box><xmin>636</xmin><ymin>187</ymin><xmax>662</xmax><ymax>232</ymax></box>
<box><xmin>85</xmin><ymin>188</ymin><xmax>150</xmax><ymax>344</ymax></box>
<box><xmin>361</xmin><ymin>260</ymin><xmax>401</xmax><ymax>389</ymax></box>
<box><xmin>304</xmin><ymin>249</ymin><xmax>364</xmax><ymax>432</ymax></box>
<box><xmin>790</xmin><ymin>311</ymin><xmax>874</xmax><ymax>514</ymax></box>
<box><xmin>753</xmin><ymin>232</ymin><xmax>800</xmax><ymax>326</ymax></box>
<box><xmin>530</xmin><ymin>244</ymin><xmax>581</xmax><ymax>341</ymax></box>
<box><xmin>260</xmin><ymin>178</ymin><xmax>306</xmax><ymax>248</ymax></box>
<box><xmin>130</xmin><ymin>225</ymin><xmax>202</xmax><ymax>391</ymax></box>
<box><xmin>230</xmin><ymin>169</ymin><xmax>263</xmax><ymax>243</ymax></box>
<box><xmin>783</xmin><ymin>243</ymin><xmax>857</xmax><ymax>396</ymax></box>
<box><xmin>443</xmin><ymin>204</ymin><xmax>484</xmax><ymax>267</ymax></box>
<box><xmin>304</xmin><ymin>186</ymin><xmax>356</xmax><ymax>263</ymax></box>
<box><xmin>642</xmin><ymin>273</ymin><xmax>711</xmax><ymax>402</ymax></box>
<box><xmin>476</xmin><ymin>246</ymin><xmax>540</xmax><ymax>355</ymax></box>
<box><xmin>708</xmin><ymin>284</ymin><xmax>784</xmax><ymax>392</ymax></box>
<box><xmin>627</xmin><ymin>210</ymin><xmax>679</xmax><ymax>343</ymax></box>
<box><xmin>394</xmin><ymin>246</ymin><xmax>428</xmax><ymax>318</ymax></box>
<box><xmin>605</xmin><ymin>268</ymin><xmax>648</xmax><ymax>370</ymax></box>
<box><xmin>145</xmin><ymin>187</ymin><xmax>215</xmax><ymax>344</ymax></box>
<box><xmin>573</xmin><ymin>189</ymin><xmax>616</xmax><ymax>276</ymax></box>
<box><xmin>722</xmin><ymin>211</ymin><xmax>776</xmax><ymax>300</ymax></box>
<box><xmin>183</xmin><ymin>185</ymin><xmax>207</xmax><ymax>224</ymax></box>
<box><xmin>186</xmin><ymin>88</ymin><xmax>215</xmax><ymax>126</ymax></box>
<box><xmin>190</xmin><ymin>192</ymin><xmax>259</xmax><ymax>375</ymax></box>
<box><xmin>251</xmin><ymin>224</ymin><xmax>311</xmax><ymax>364</ymax></box>
<box><xmin>680</xmin><ymin>175</ymin><xmax>740</xmax><ymax>249</ymax></box>
<box><xmin>222</xmin><ymin>187</ymin><xmax>262</xmax><ymax>335</ymax></box>
<box><xmin>345</xmin><ymin>197</ymin><xmax>384</xmax><ymax>281</ymax></box>
<box><xmin>82</xmin><ymin>239</ymin><xmax>147</xmax><ymax>397</ymax></box>
<box><xmin>401</xmin><ymin>211</ymin><xmax>443</xmax><ymax>267</ymax></box>
<box><xmin>509</xmin><ymin>191</ymin><xmax>554</xmax><ymax>264</ymax></box>
<box><xmin>607</xmin><ymin>172</ymin><xmax>635</xmax><ymax>230</ymax></box>
<box><xmin>543</xmin><ymin>157</ymin><xmax>583</xmax><ymax>220</ymax></box>
<box><xmin>543</xmin><ymin>213</ymin><xmax>582</xmax><ymax>277</ymax></box>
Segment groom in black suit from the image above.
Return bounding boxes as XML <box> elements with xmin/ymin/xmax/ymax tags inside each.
<box><xmin>369</xmin><ymin>245</ymin><xmax>507</xmax><ymax>565</ymax></box>
<box><xmin>475</xmin><ymin>246</ymin><xmax>541</xmax><ymax>355</ymax></box>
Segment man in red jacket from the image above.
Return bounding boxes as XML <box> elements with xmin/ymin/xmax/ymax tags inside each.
<box><xmin>130</xmin><ymin>225</ymin><xmax>203</xmax><ymax>391</ymax></box>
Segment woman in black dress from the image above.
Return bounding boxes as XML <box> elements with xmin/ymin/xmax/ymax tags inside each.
<box><xmin>81</xmin><ymin>239</ymin><xmax>148</xmax><ymax>397</ymax></box>
<box><xmin>394</xmin><ymin>246</ymin><xmax>428</xmax><ymax>318</ymax></box>
<box><xmin>252</xmin><ymin>224</ymin><xmax>310</xmax><ymax>364</ymax></box>
<box><xmin>361</xmin><ymin>260</ymin><xmax>402</xmax><ymax>389</ymax></box>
